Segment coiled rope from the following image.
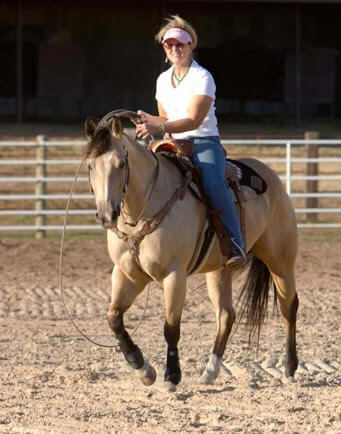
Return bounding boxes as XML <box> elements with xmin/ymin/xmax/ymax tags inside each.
<box><xmin>58</xmin><ymin>158</ymin><xmax>150</xmax><ymax>348</ymax></box>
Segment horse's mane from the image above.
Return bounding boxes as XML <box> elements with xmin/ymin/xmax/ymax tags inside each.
<box><xmin>85</xmin><ymin>127</ymin><xmax>113</xmax><ymax>159</ymax></box>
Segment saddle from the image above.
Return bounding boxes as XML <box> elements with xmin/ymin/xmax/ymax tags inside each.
<box><xmin>149</xmin><ymin>139</ymin><xmax>267</xmax><ymax>258</ymax></box>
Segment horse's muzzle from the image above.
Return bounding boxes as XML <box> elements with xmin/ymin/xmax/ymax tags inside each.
<box><xmin>96</xmin><ymin>209</ymin><xmax>119</xmax><ymax>229</ymax></box>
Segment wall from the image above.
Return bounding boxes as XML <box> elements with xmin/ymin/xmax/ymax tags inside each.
<box><xmin>0</xmin><ymin>1</ymin><xmax>340</xmax><ymax>120</ymax></box>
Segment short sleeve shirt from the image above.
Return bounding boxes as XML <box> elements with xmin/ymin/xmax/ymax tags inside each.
<box><xmin>155</xmin><ymin>60</ymin><xmax>219</xmax><ymax>139</ymax></box>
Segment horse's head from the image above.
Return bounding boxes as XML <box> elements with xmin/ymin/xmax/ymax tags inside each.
<box><xmin>84</xmin><ymin>116</ymin><xmax>128</xmax><ymax>229</ymax></box>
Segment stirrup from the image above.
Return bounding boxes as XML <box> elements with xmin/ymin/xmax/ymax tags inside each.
<box><xmin>226</xmin><ymin>238</ymin><xmax>246</xmax><ymax>267</ymax></box>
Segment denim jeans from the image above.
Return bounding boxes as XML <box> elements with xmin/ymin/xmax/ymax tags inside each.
<box><xmin>190</xmin><ymin>136</ymin><xmax>245</xmax><ymax>249</ymax></box>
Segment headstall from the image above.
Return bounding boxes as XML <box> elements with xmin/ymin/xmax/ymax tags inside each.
<box><xmin>93</xmin><ymin>109</ymin><xmax>190</xmax><ymax>273</ymax></box>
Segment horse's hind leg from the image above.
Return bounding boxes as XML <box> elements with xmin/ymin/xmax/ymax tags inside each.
<box><xmin>107</xmin><ymin>266</ymin><xmax>156</xmax><ymax>386</ymax></box>
<box><xmin>198</xmin><ymin>268</ymin><xmax>235</xmax><ymax>384</ymax></box>
<box><xmin>253</xmin><ymin>214</ymin><xmax>299</xmax><ymax>378</ymax></box>
<box><xmin>271</xmin><ymin>269</ymin><xmax>299</xmax><ymax>378</ymax></box>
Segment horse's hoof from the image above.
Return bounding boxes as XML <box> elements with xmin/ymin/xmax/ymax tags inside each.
<box><xmin>198</xmin><ymin>371</ymin><xmax>215</xmax><ymax>385</ymax></box>
<box><xmin>198</xmin><ymin>354</ymin><xmax>221</xmax><ymax>384</ymax></box>
<box><xmin>281</xmin><ymin>375</ymin><xmax>296</xmax><ymax>385</ymax></box>
<box><xmin>135</xmin><ymin>361</ymin><xmax>156</xmax><ymax>386</ymax></box>
<box><xmin>163</xmin><ymin>381</ymin><xmax>177</xmax><ymax>392</ymax></box>
<box><xmin>164</xmin><ymin>367</ymin><xmax>182</xmax><ymax>385</ymax></box>
<box><xmin>141</xmin><ymin>367</ymin><xmax>156</xmax><ymax>386</ymax></box>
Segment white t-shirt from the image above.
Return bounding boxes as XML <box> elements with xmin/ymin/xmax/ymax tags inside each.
<box><xmin>155</xmin><ymin>60</ymin><xmax>219</xmax><ymax>139</ymax></box>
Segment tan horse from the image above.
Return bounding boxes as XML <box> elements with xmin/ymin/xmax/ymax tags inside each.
<box><xmin>84</xmin><ymin>112</ymin><xmax>299</xmax><ymax>389</ymax></box>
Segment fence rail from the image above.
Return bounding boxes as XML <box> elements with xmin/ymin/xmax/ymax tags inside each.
<box><xmin>0</xmin><ymin>136</ymin><xmax>340</xmax><ymax>235</ymax></box>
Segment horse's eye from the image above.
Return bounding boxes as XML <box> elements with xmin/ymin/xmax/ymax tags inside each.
<box><xmin>118</xmin><ymin>161</ymin><xmax>125</xmax><ymax>169</ymax></box>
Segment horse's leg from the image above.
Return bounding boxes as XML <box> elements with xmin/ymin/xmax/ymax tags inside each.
<box><xmin>198</xmin><ymin>268</ymin><xmax>235</xmax><ymax>384</ymax></box>
<box><xmin>271</xmin><ymin>269</ymin><xmax>299</xmax><ymax>378</ymax></box>
<box><xmin>254</xmin><ymin>233</ymin><xmax>299</xmax><ymax>378</ymax></box>
<box><xmin>162</xmin><ymin>270</ymin><xmax>187</xmax><ymax>389</ymax></box>
<box><xmin>107</xmin><ymin>266</ymin><xmax>156</xmax><ymax>386</ymax></box>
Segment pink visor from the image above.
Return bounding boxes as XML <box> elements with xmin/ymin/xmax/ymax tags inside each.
<box><xmin>162</xmin><ymin>28</ymin><xmax>192</xmax><ymax>44</ymax></box>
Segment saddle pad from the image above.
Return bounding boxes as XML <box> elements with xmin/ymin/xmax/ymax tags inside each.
<box><xmin>160</xmin><ymin>152</ymin><xmax>267</xmax><ymax>196</ymax></box>
<box><xmin>227</xmin><ymin>159</ymin><xmax>267</xmax><ymax>195</ymax></box>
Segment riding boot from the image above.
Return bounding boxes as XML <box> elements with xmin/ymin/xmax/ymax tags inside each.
<box><xmin>209</xmin><ymin>207</ymin><xmax>246</xmax><ymax>267</ymax></box>
<box><xmin>227</xmin><ymin>237</ymin><xmax>246</xmax><ymax>267</ymax></box>
<box><xmin>211</xmin><ymin>183</ymin><xmax>246</xmax><ymax>266</ymax></box>
<box><xmin>223</xmin><ymin>188</ymin><xmax>246</xmax><ymax>267</ymax></box>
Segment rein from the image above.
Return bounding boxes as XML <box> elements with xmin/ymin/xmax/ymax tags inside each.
<box><xmin>120</xmin><ymin>150</ymin><xmax>160</xmax><ymax>227</ymax></box>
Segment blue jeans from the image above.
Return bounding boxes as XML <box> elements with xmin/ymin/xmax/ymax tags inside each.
<box><xmin>190</xmin><ymin>136</ymin><xmax>244</xmax><ymax>250</ymax></box>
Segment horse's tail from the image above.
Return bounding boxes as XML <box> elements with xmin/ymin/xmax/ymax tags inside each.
<box><xmin>236</xmin><ymin>255</ymin><xmax>277</xmax><ymax>346</ymax></box>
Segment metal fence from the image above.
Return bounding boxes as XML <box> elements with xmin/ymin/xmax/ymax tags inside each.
<box><xmin>0</xmin><ymin>137</ymin><xmax>340</xmax><ymax>236</ymax></box>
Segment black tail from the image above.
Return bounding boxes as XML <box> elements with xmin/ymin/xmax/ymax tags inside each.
<box><xmin>236</xmin><ymin>255</ymin><xmax>277</xmax><ymax>345</ymax></box>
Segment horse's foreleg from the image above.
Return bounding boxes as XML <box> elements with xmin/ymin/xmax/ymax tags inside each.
<box><xmin>107</xmin><ymin>267</ymin><xmax>156</xmax><ymax>386</ymax></box>
<box><xmin>163</xmin><ymin>270</ymin><xmax>187</xmax><ymax>389</ymax></box>
<box><xmin>271</xmin><ymin>270</ymin><xmax>299</xmax><ymax>378</ymax></box>
<box><xmin>198</xmin><ymin>269</ymin><xmax>235</xmax><ymax>384</ymax></box>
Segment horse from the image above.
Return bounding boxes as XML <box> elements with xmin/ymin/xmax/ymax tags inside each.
<box><xmin>84</xmin><ymin>110</ymin><xmax>299</xmax><ymax>390</ymax></box>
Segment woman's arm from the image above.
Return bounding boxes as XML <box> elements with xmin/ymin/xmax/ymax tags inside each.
<box><xmin>135</xmin><ymin>95</ymin><xmax>213</xmax><ymax>139</ymax></box>
<box><xmin>162</xmin><ymin>95</ymin><xmax>212</xmax><ymax>134</ymax></box>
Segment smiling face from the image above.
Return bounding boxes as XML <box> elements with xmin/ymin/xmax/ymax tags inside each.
<box><xmin>163</xmin><ymin>38</ymin><xmax>193</xmax><ymax>67</ymax></box>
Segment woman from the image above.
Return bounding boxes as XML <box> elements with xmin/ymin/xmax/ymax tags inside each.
<box><xmin>134</xmin><ymin>15</ymin><xmax>245</xmax><ymax>266</ymax></box>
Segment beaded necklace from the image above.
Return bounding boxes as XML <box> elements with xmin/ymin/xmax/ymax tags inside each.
<box><xmin>173</xmin><ymin>61</ymin><xmax>192</xmax><ymax>87</ymax></box>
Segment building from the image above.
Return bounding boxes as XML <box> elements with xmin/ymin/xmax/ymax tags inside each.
<box><xmin>0</xmin><ymin>0</ymin><xmax>340</xmax><ymax>124</ymax></box>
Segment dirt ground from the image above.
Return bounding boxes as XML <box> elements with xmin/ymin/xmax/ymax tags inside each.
<box><xmin>0</xmin><ymin>232</ymin><xmax>340</xmax><ymax>434</ymax></box>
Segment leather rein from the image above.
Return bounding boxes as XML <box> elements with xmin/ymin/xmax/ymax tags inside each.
<box><xmin>112</xmin><ymin>172</ymin><xmax>189</xmax><ymax>271</ymax></box>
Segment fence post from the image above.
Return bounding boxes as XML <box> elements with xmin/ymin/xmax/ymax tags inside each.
<box><xmin>35</xmin><ymin>135</ymin><xmax>47</xmax><ymax>239</ymax></box>
<box><xmin>305</xmin><ymin>131</ymin><xmax>319</xmax><ymax>223</ymax></box>
<box><xmin>286</xmin><ymin>141</ymin><xmax>292</xmax><ymax>195</ymax></box>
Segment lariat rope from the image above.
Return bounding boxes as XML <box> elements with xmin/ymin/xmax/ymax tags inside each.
<box><xmin>58</xmin><ymin>157</ymin><xmax>150</xmax><ymax>349</ymax></box>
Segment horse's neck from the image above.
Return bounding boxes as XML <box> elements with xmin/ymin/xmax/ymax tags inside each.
<box><xmin>121</xmin><ymin>138</ymin><xmax>160</xmax><ymax>223</ymax></box>
<box><xmin>121</xmin><ymin>138</ymin><xmax>181</xmax><ymax>225</ymax></box>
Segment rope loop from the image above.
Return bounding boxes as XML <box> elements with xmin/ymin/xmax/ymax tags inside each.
<box><xmin>58</xmin><ymin>157</ymin><xmax>150</xmax><ymax>349</ymax></box>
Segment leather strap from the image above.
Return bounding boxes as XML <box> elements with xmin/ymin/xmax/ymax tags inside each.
<box><xmin>112</xmin><ymin>174</ymin><xmax>190</xmax><ymax>271</ymax></box>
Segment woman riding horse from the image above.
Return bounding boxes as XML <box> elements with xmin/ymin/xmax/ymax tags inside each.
<box><xmin>85</xmin><ymin>110</ymin><xmax>299</xmax><ymax>389</ymax></box>
<box><xmin>132</xmin><ymin>15</ymin><xmax>245</xmax><ymax>266</ymax></box>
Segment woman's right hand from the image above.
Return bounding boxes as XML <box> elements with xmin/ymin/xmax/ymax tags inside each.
<box><xmin>130</xmin><ymin>109</ymin><xmax>168</xmax><ymax>138</ymax></box>
<box><xmin>130</xmin><ymin>110</ymin><xmax>153</xmax><ymax>126</ymax></box>
<box><xmin>137</xmin><ymin>110</ymin><xmax>154</xmax><ymax>123</ymax></box>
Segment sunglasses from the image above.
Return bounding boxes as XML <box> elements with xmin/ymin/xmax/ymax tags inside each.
<box><xmin>163</xmin><ymin>42</ymin><xmax>186</xmax><ymax>50</ymax></box>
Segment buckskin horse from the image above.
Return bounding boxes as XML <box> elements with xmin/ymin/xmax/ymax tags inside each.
<box><xmin>84</xmin><ymin>110</ymin><xmax>299</xmax><ymax>390</ymax></box>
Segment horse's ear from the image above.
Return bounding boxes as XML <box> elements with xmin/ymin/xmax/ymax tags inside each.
<box><xmin>112</xmin><ymin>117</ymin><xmax>123</xmax><ymax>139</ymax></box>
<box><xmin>84</xmin><ymin>116</ymin><xmax>99</xmax><ymax>139</ymax></box>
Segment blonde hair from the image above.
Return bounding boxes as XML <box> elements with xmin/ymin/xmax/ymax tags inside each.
<box><xmin>155</xmin><ymin>15</ymin><xmax>198</xmax><ymax>50</ymax></box>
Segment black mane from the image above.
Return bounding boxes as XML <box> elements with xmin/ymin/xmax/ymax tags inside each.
<box><xmin>85</xmin><ymin>127</ymin><xmax>112</xmax><ymax>158</ymax></box>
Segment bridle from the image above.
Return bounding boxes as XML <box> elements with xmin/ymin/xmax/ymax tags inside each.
<box><xmin>120</xmin><ymin>151</ymin><xmax>160</xmax><ymax>226</ymax></box>
<box><xmin>91</xmin><ymin>109</ymin><xmax>189</xmax><ymax>272</ymax></box>
<box><xmin>92</xmin><ymin>109</ymin><xmax>160</xmax><ymax>227</ymax></box>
